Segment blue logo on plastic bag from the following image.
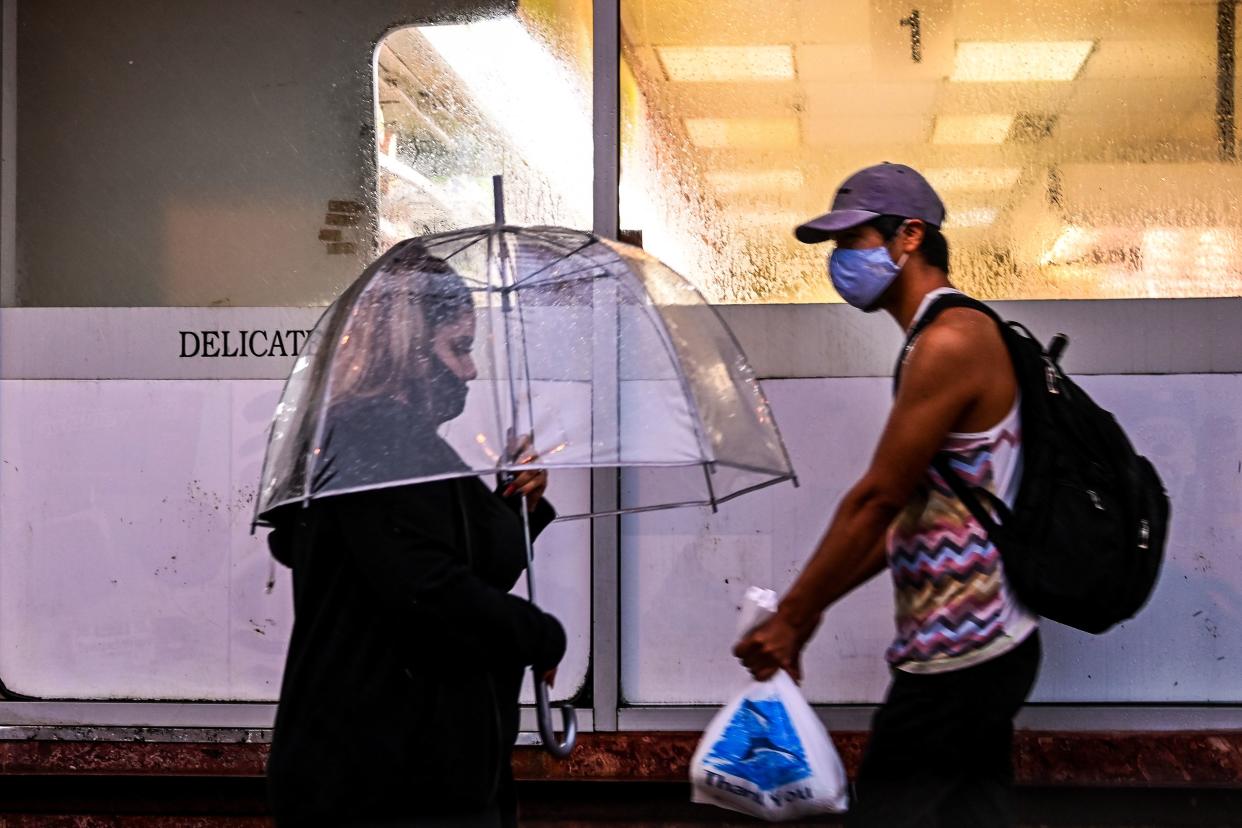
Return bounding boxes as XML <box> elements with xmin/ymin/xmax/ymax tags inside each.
<box><xmin>704</xmin><ymin>696</ymin><xmax>811</xmax><ymax>791</ymax></box>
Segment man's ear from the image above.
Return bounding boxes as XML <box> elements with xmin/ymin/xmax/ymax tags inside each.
<box><xmin>898</xmin><ymin>220</ymin><xmax>926</xmax><ymax>255</ymax></box>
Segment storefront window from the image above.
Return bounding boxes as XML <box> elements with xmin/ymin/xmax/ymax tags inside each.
<box><xmin>620</xmin><ymin>0</ymin><xmax>1242</xmax><ymax>302</ymax></box>
<box><xmin>0</xmin><ymin>1</ymin><xmax>592</xmax><ymax>704</ymax></box>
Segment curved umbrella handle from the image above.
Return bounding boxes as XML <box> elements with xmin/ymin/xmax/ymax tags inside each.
<box><xmin>534</xmin><ymin>676</ymin><xmax>577</xmax><ymax>758</ymax></box>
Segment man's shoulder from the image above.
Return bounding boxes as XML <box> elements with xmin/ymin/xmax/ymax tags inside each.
<box><xmin>926</xmin><ymin>302</ymin><xmax>998</xmax><ymax>334</ymax></box>
<box><xmin>904</xmin><ymin>304</ymin><xmax>1009</xmax><ymax>391</ymax></box>
<box><xmin>913</xmin><ymin>307</ymin><xmax>991</xmax><ymax>355</ymax></box>
<box><xmin>920</xmin><ymin>303</ymin><xmax>1006</xmax><ymax>355</ymax></box>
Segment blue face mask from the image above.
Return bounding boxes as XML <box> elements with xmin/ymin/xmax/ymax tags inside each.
<box><xmin>827</xmin><ymin>234</ymin><xmax>908</xmax><ymax>311</ymax></box>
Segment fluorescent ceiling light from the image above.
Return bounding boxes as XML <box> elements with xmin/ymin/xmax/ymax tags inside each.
<box><xmin>1193</xmin><ymin>229</ymin><xmax>1235</xmax><ymax>283</ymax></box>
<box><xmin>1041</xmin><ymin>225</ymin><xmax>1100</xmax><ymax>265</ymax></box>
<box><xmin>932</xmin><ymin>114</ymin><xmax>1015</xmax><ymax>145</ymax></box>
<box><xmin>923</xmin><ymin>166</ymin><xmax>1022</xmax><ymax>192</ymax></box>
<box><xmin>657</xmin><ymin>45</ymin><xmax>795</xmax><ymax>82</ymax></box>
<box><xmin>946</xmin><ymin>207</ymin><xmax>999</xmax><ymax>228</ymax></box>
<box><xmin>685</xmin><ymin>117</ymin><xmax>800</xmax><ymax>149</ymax></box>
<box><xmin>705</xmin><ymin>169</ymin><xmax>805</xmax><ymax>193</ymax></box>
<box><xmin>951</xmin><ymin>41</ymin><xmax>1094</xmax><ymax>82</ymax></box>
<box><xmin>1141</xmin><ymin>228</ymin><xmax>1187</xmax><ymax>284</ymax></box>
<box><xmin>1142</xmin><ymin>227</ymin><xmax>1236</xmax><ymax>278</ymax></box>
<box><xmin>1042</xmin><ymin>225</ymin><xmax>1239</xmax><ymax>283</ymax></box>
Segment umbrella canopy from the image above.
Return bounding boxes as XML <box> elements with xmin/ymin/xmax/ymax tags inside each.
<box><xmin>253</xmin><ymin>216</ymin><xmax>798</xmax><ymax>759</ymax></box>
<box><xmin>254</xmin><ymin>225</ymin><xmax>795</xmax><ymax>526</ymax></box>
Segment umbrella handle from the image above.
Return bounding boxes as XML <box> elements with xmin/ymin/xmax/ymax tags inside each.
<box><xmin>534</xmin><ymin>675</ymin><xmax>577</xmax><ymax>758</ymax></box>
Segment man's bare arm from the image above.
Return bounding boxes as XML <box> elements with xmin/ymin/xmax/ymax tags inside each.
<box><xmin>837</xmin><ymin>534</ymin><xmax>889</xmax><ymax>599</ymax></box>
<box><xmin>733</xmin><ymin>319</ymin><xmax>986</xmax><ymax>680</ymax></box>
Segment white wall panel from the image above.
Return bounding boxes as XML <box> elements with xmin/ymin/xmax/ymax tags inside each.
<box><xmin>0</xmin><ymin>380</ymin><xmax>271</xmax><ymax>699</ymax></box>
<box><xmin>0</xmin><ymin>380</ymin><xmax>590</xmax><ymax>702</ymax></box>
<box><xmin>0</xmin><ymin>372</ymin><xmax>1235</xmax><ymax>706</ymax></box>
<box><xmin>621</xmin><ymin>375</ymin><xmax>1242</xmax><ymax>704</ymax></box>
<box><xmin>1031</xmin><ymin>375</ymin><xmax>1242</xmax><ymax>702</ymax></box>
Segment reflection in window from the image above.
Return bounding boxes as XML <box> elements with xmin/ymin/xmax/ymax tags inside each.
<box><xmin>620</xmin><ymin>1</ymin><xmax>1241</xmax><ymax>302</ymax></box>
<box><xmin>375</xmin><ymin>2</ymin><xmax>593</xmax><ymax>250</ymax></box>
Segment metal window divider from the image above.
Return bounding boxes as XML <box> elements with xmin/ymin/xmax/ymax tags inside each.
<box><xmin>589</xmin><ymin>0</ymin><xmax>621</xmax><ymax>736</ymax></box>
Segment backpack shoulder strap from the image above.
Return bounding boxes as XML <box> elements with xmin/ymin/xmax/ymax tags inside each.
<box><xmin>893</xmin><ymin>293</ymin><xmax>1003</xmax><ymax>391</ymax></box>
<box><xmin>896</xmin><ymin>293</ymin><xmax>1016</xmax><ymax>531</ymax></box>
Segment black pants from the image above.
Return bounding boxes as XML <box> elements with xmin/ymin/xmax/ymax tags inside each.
<box><xmin>847</xmin><ymin>631</ymin><xmax>1041</xmax><ymax>828</ymax></box>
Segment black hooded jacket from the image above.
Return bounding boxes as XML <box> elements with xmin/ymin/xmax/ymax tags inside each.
<box><xmin>264</xmin><ymin>469</ymin><xmax>564</xmax><ymax>826</ymax></box>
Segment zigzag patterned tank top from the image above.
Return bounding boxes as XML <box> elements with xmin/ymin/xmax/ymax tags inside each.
<box><xmin>884</xmin><ymin>308</ymin><xmax>1038</xmax><ymax>673</ymax></box>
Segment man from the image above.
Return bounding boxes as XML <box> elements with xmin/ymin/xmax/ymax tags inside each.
<box><xmin>733</xmin><ymin>163</ymin><xmax>1040</xmax><ymax>828</ymax></box>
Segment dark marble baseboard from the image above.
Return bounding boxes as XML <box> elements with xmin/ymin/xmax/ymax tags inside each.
<box><xmin>0</xmin><ymin>731</ymin><xmax>1238</xmax><ymax>788</ymax></box>
<box><xmin>510</xmin><ymin>731</ymin><xmax>1242</xmax><ymax>787</ymax></box>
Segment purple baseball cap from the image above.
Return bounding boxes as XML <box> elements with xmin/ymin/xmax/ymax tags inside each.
<box><xmin>794</xmin><ymin>162</ymin><xmax>946</xmax><ymax>244</ymax></box>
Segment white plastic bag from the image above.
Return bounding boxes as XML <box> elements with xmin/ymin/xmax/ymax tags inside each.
<box><xmin>690</xmin><ymin>588</ymin><xmax>849</xmax><ymax>821</ymax></box>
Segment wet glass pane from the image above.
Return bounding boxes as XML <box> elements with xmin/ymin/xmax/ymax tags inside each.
<box><xmin>377</xmin><ymin>1</ymin><xmax>594</xmax><ymax>248</ymax></box>
<box><xmin>620</xmin><ymin>0</ymin><xmax>1241</xmax><ymax>302</ymax></box>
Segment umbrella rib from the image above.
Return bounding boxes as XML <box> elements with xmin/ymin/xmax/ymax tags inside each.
<box><xmin>511</xmin><ymin>225</ymin><xmax>594</xmax><ymax>250</ymax></box>
<box><xmin>485</xmin><ymin>227</ymin><xmax>509</xmax><ymax>464</ymax></box>
<box><xmin>437</xmin><ymin>233</ymin><xmax>487</xmax><ymax>264</ymax></box>
<box><xmin>255</xmin><ymin>467</ymin><xmax>798</xmax><ymax>524</ymax></box>
<box><xmin>709</xmin><ymin>473</ymin><xmax>798</xmax><ymax>506</ymax></box>
<box><xmin>252</xmin><ymin>300</ymin><xmax>339</xmax><ymax>526</ymax></box>
<box><xmin>698</xmin><ymin>301</ymin><xmax>798</xmax><ymax>479</ymax></box>
<box><xmin>614</xmin><ymin>278</ymin><xmax>718</xmax><ymax>466</ymax></box>
<box><xmin>299</xmin><ymin>270</ymin><xmax>379</xmax><ymax>504</ymax></box>
<box><xmin>506</xmin><ymin>267</ymin><xmax>615</xmax><ymax>296</ymax></box>
<box><xmin>514</xmin><ymin>287</ymin><xmax>537</xmax><ymax>443</ymax></box>
<box><xmin>539</xmin><ymin>472</ymin><xmax>797</xmax><ymax>521</ymax></box>
<box><xmin>506</xmin><ymin>238</ymin><xmax>599</xmax><ymax>288</ymax></box>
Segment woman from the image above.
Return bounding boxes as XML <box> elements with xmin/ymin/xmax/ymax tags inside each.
<box><xmin>265</xmin><ymin>242</ymin><xmax>566</xmax><ymax>827</ymax></box>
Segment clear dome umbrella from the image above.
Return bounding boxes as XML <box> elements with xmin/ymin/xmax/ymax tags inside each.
<box><xmin>254</xmin><ymin>179</ymin><xmax>797</xmax><ymax>757</ymax></box>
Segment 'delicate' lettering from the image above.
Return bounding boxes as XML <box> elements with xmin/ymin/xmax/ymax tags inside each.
<box><xmin>178</xmin><ymin>329</ymin><xmax>313</xmax><ymax>358</ymax></box>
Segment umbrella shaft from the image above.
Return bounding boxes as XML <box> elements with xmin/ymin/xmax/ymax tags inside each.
<box><xmin>520</xmin><ymin>493</ymin><xmax>538</xmax><ymax>606</ymax></box>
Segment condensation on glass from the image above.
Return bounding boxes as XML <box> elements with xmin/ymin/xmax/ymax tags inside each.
<box><xmin>375</xmin><ymin>1</ymin><xmax>594</xmax><ymax>248</ymax></box>
<box><xmin>620</xmin><ymin>0</ymin><xmax>1242</xmax><ymax>302</ymax></box>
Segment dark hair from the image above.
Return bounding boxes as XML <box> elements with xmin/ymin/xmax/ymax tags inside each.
<box><xmin>385</xmin><ymin>241</ymin><xmax>473</xmax><ymax>328</ymax></box>
<box><xmin>868</xmin><ymin>214</ymin><xmax>950</xmax><ymax>273</ymax></box>
<box><xmin>331</xmin><ymin>241</ymin><xmax>473</xmax><ymax>404</ymax></box>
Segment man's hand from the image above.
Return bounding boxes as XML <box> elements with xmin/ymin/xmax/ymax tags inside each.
<box><xmin>732</xmin><ymin>611</ymin><xmax>819</xmax><ymax>683</ymax></box>
<box><xmin>542</xmin><ymin>667</ymin><xmax>557</xmax><ymax>689</ymax></box>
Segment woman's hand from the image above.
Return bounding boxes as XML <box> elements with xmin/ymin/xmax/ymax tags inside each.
<box><xmin>503</xmin><ymin>433</ymin><xmax>549</xmax><ymax>512</ymax></box>
<box><xmin>504</xmin><ymin>468</ymin><xmax>548</xmax><ymax>512</ymax></box>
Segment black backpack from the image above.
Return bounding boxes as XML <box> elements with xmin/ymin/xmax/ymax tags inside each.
<box><xmin>897</xmin><ymin>293</ymin><xmax>1169</xmax><ymax>634</ymax></box>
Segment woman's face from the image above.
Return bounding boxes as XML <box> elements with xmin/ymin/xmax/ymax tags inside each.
<box><xmin>431</xmin><ymin>310</ymin><xmax>478</xmax><ymax>383</ymax></box>
<box><xmin>424</xmin><ymin>308</ymin><xmax>478</xmax><ymax>424</ymax></box>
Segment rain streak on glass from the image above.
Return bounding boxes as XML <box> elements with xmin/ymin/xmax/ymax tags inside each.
<box><xmin>619</xmin><ymin>0</ymin><xmax>1242</xmax><ymax>302</ymax></box>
